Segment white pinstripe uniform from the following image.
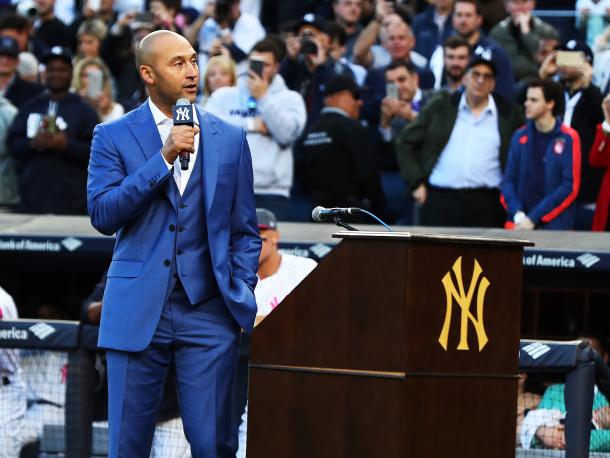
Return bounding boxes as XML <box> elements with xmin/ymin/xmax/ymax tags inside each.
<box><xmin>0</xmin><ymin>286</ymin><xmax>26</xmax><ymax>458</ymax></box>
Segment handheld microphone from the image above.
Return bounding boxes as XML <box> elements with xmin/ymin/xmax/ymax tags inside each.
<box><xmin>172</xmin><ymin>97</ymin><xmax>194</xmax><ymax>171</ymax></box>
<box><xmin>311</xmin><ymin>206</ymin><xmax>360</xmax><ymax>222</ymax></box>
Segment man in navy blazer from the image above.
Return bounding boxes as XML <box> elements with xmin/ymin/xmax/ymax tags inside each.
<box><xmin>87</xmin><ymin>30</ymin><xmax>260</xmax><ymax>457</ymax></box>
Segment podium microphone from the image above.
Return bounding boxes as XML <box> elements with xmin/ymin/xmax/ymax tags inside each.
<box><xmin>311</xmin><ymin>206</ymin><xmax>393</xmax><ymax>232</ymax></box>
<box><xmin>311</xmin><ymin>206</ymin><xmax>360</xmax><ymax>222</ymax></box>
<box><xmin>172</xmin><ymin>97</ymin><xmax>194</xmax><ymax>171</ymax></box>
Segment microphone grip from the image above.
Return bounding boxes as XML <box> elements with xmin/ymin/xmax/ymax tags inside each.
<box><xmin>179</xmin><ymin>152</ymin><xmax>189</xmax><ymax>171</ymax></box>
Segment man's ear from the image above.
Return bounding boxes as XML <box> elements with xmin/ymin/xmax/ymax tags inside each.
<box><xmin>270</xmin><ymin>230</ymin><xmax>280</xmax><ymax>247</ymax></box>
<box><xmin>139</xmin><ymin>65</ymin><xmax>155</xmax><ymax>86</ymax></box>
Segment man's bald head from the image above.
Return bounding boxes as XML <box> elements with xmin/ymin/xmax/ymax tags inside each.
<box><xmin>135</xmin><ymin>30</ymin><xmax>189</xmax><ymax>69</ymax></box>
<box><xmin>136</xmin><ymin>29</ymin><xmax>199</xmax><ymax>111</ymax></box>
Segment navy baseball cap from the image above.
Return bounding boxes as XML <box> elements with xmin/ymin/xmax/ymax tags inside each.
<box><xmin>293</xmin><ymin>13</ymin><xmax>327</xmax><ymax>34</ymax></box>
<box><xmin>41</xmin><ymin>46</ymin><xmax>73</xmax><ymax>65</ymax></box>
<box><xmin>561</xmin><ymin>40</ymin><xmax>594</xmax><ymax>65</ymax></box>
<box><xmin>468</xmin><ymin>46</ymin><xmax>497</xmax><ymax>76</ymax></box>
<box><xmin>323</xmin><ymin>75</ymin><xmax>362</xmax><ymax>98</ymax></box>
<box><xmin>256</xmin><ymin>208</ymin><xmax>278</xmax><ymax>231</ymax></box>
<box><xmin>0</xmin><ymin>36</ymin><xmax>19</xmax><ymax>58</ymax></box>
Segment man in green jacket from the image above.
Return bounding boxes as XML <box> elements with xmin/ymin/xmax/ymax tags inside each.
<box><xmin>395</xmin><ymin>50</ymin><xmax>524</xmax><ymax>227</ymax></box>
<box><xmin>490</xmin><ymin>0</ymin><xmax>559</xmax><ymax>82</ymax></box>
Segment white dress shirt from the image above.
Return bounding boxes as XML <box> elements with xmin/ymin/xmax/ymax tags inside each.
<box><xmin>563</xmin><ymin>91</ymin><xmax>582</xmax><ymax>127</ymax></box>
<box><xmin>0</xmin><ymin>286</ymin><xmax>19</xmax><ymax>379</ymax></box>
<box><xmin>429</xmin><ymin>93</ymin><xmax>502</xmax><ymax>189</ymax></box>
<box><xmin>149</xmin><ymin>98</ymin><xmax>200</xmax><ymax>195</ymax></box>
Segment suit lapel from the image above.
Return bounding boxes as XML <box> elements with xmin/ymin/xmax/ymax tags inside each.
<box><xmin>127</xmin><ymin>102</ymin><xmax>176</xmax><ymax>209</ymax></box>
<box><xmin>127</xmin><ymin>102</ymin><xmax>163</xmax><ymax>161</ymax></box>
<box><xmin>200</xmin><ymin>108</ymin><xmax>219</xmax><ymax>215</ymax></box>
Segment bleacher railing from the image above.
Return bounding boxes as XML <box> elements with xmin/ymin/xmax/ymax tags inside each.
<box><xmin>2</xmin><ymin>319</ymin><xmax>610</xmax><ymax>457</ymax></box>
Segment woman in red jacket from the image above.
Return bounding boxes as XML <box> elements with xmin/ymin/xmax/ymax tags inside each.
<box><xmin>591</xmin><ymin>94</ymin><xmax>610</xmax><ymax>231</ymax></box>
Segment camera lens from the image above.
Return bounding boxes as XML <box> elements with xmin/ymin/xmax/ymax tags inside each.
<box><xmin>17</xmin><ymin>1</ymin><xmax>38</xmax><ymax>18</ymax></box>
<box><xmin>301</xmin><ymin>38</ymin><xmax>318</xmax><ymax>56</ymax></box>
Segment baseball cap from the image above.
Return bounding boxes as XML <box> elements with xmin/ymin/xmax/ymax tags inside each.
<box><xmin>293</xmin><ymin>13</ymin><xmax>327</xmax><ymax>34</ymax></box>
<box><xmin>323</xmin><ymin>75</ymin><xmax>361</xmax><ymax>98</ymax></box>
<box><xmin>561</xmin><ymin>40</ymin><xmax>593</xmax><ymax>65</ymax></box>
<box><xmin>468</xmin><ymin>46</ymin><xmax>497</xmax><ymax>76</ymax></box>
<box><xmin>0</xmin><ymin>36</ymin><xmax>19</xmax><ymax>58</ymax></box>
<box><xmin>41</xmin><ymin>46</ymin><xmax>73</xmax><ymax>65</ymax></box>
<box><xmin>256</xmin><ymin>208</ymin><xmax>278</xmax><ymax>231</ymax></box>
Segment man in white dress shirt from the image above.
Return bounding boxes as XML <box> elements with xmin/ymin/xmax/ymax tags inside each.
<box><xmin>396</xmin><ymin>51</ymin><xmax>524</xmax><ymax>227</ymax></box>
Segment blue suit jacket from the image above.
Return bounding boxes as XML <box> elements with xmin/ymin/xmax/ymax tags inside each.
<box><xmin>87</xmin><ymin>102</ymin><xmax>261</xmax><ymax>352</ymax></box>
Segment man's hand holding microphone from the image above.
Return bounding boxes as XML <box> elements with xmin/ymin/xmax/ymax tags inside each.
<box><xmin>163</xmin><ymin>98</ymin><xmax>199</xmax><ymax>170</ymax></box>
<box><xmin>161</xmin><ymin>124</ymin><xmax>200</xmax><ymax>166</ymax></box>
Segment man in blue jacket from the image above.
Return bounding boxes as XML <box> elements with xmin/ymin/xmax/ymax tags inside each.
<box><xmin>87</xmin><ymin>30</ymin><xmax>260</xmax><ymax>457</ymax></box>
<box><xmin>501</xmin><ymin>79</ymin><xmax>581</xmax><ymax>230</ymax></box>
<box><xmin>412</xmin><ymin>0</ymin><xmax>454</xmax><ymax>61</ymax></box>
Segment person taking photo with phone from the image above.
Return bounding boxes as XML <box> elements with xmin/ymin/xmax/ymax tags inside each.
<box><xmin>72</xmin><ymin>57</ymin><xmax>125</xmax><ymax>122</ymax></box>
<box><xmin>205</xmin><ymin>38</ymin><xmax>307</xmax><ymax>220</ymax></box>
<box><xmin>380</xmin><ymin>60</ymin><xmax>429</xmax><ymax>139</ymax></box>
<box><xmin>378</xmin><ymin>60</ymin><xmax>432</xmax><ymax>224</ymax></box>
<box><xmin>539</xmin><ymin>39</ymin><xmax>605</xmax><ymax>229</ymax></box>
<box><xmin>195</xmin><ymin>0</ymin><xmax>265</xmax><ymax>77</ymax></box>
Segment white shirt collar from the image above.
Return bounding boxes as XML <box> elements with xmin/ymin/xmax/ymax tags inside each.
<box><xmin>413</xmin><ymin>88</ymin><xmax>422</xmax><ymax>104</ymax></box>
<box><xmin>459</xmin><ymin>92</ymin><xmax>497</xmax><ymax>117</ymax></box>
<box><xmin>148</xmin><ymin>97</ymin><xmax>199</xmax><ymax>127</ymax></box>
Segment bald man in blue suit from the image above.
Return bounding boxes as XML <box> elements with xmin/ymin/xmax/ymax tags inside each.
<box><xmin>87</xmin><ymin>31</ymin><xmax>260</xmax><ymax>457</ymax></box>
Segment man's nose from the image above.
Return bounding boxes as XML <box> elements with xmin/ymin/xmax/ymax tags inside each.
<box><xmin>187</xmin><ymin>62</ymin><xmax>198</xmax><ymax>78</ymax></box>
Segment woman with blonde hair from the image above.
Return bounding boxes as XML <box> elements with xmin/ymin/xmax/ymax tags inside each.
<box><xmin>76</xmin><ymin>19</ymin><xmax>108</xmax><ymax>63</ymax></box>
<box><xmin>200</xmin><ymin>54</ymin><xmax>237</xmax><ymax>107</ymax></box>
<box><xmin>72</xmin><ymin>57</ymin><xmax>124</xmax><ymax>122</ymax></box>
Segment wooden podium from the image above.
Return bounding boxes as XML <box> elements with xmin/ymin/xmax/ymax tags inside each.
<box><xmin>247</xmin><ymin>231</ymin><xmax>531</xmax><ymax>457</ymax></box>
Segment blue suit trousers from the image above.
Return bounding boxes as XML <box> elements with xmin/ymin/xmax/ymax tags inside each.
<box><xmin>106</xmin><ymin>285</ymin><xmax>240</xmax><ymax>458</ymax></box>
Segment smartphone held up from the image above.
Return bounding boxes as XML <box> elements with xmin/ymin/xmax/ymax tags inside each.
<box><xmin>249</xmin><ymin>58</ymin><xmax>264</xmax><ymax>78</ymax></box>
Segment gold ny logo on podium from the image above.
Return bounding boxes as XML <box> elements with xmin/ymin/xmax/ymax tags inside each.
<box><xmin>438</xmin><ymin>256</ymin><xmax>490</xmax><ymax>352</ymax></box>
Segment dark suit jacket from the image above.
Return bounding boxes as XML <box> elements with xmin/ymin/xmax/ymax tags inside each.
<box><xmin>568</xmin><ymin>84</ymin><xmax>605</xmax><ymax>203</ymax></box>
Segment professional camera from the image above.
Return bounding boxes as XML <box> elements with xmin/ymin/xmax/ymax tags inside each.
<box><xmin>300</xmin><ymin>30</ymin><xmax>318</xmax><ymax>56</ymax></box>
<box><xmin>17</xmin><ymin>0</ymin><xmax>38</xmax><ymax>19</ymax></box>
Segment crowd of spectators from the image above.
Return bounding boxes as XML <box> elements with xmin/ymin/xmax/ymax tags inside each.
<box><xmin>0</xmin><ymin>0</ymin><xmax>608</xmax><ymax>231</ymax></box>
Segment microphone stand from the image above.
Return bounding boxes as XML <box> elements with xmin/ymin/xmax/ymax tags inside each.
<box><xmin>334</xmin><ymin>209</ymin><xmax>392</xmax><ymax>232</ymax></box>
<box><xmin>333</xmin><ymin>216</ymin><xmax>358</xmax><ymax>231</ymax></box>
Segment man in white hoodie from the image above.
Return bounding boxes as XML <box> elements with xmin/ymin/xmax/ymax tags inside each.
<box><xmin>205</xmin><ymin>38</ymin><xmax>307</xmax><ymax>220</ymax></box>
